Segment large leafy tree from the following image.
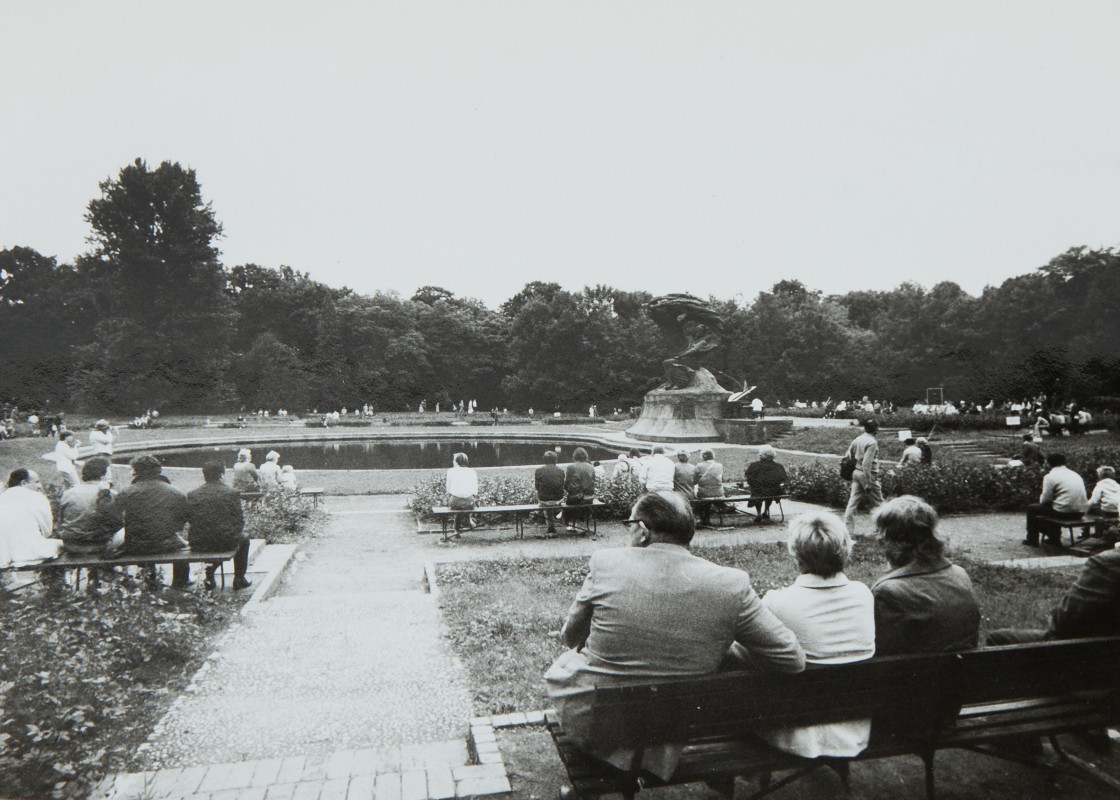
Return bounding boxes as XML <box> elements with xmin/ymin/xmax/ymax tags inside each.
<box><xmin>0</xmin><ymin>247</ymin><xmax>89</xmax><ymax>405</ymax></box>
<box><xmin>72</xmin><ymin>159</ymin><xmax>235</xmax><ymax>411</ymax></box>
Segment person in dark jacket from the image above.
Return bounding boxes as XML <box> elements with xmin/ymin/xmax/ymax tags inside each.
<box><xmin>108</xmin><ymin>455</ymin><xmax>190</xmax><ymax>587</ymax></box>
<box><xmin>988</xmin><ymin>548</ymin><xmax>1120</xmax><ymax>644</ymax></box>
<box><xmin>187</xmin><ymin>461</ymin><xmax>251</xmax><ymax>590</ymax></box>
<box><xmin>534</xmin><ymin>450</ymin><xmax>565</xmax><ymax>536</ymax></box>
<box><xmin>745</xmin><ymin>446</ymin><xmax>788</xmax><ymax>522</ymax></box>
<box><xmin>871</xmin><ymin>495</ymin><xmax>980</xmax><ymax>655</ymax></box>
<box><xmin>564</xmin><ymin>447</ymin><xmax>596</xmax><ymax>534</ymax></box>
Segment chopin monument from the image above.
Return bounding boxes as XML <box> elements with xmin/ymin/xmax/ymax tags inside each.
<box><xmin>626</xmin><ymin>294</ymin><xmax>733</xmax><ymax>442</ymax></box>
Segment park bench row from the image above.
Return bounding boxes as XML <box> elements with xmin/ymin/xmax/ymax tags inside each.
<box><xmin>547</xmin><ymin>636</ymin><xmax>1120</xmax><ymax>800</ymax></box>
<box><xmin>239</xmin><ymin>487</ymin><xmax>325</xmax><ymax>506</ymax></box>
<box><xmin>1</xmin><ymin>546</ymin><xmax>241</xmax><ymax>590</ymax></box>
<box><xmin>429</xmin><ymin>493</ymin><xmax>791</xmax><ymax>542</ymax></box>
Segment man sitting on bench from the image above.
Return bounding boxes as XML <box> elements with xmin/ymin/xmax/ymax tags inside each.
<box><xmin>0</xmin><ymin>467</ymin><xmax>63</xmax><ymax>570</ymax></box>
<box><xmin>545</xmin><ymin>491</ymin><xmax>804</xmax><ymax>781</ymax></box>
<box><xmin>58</xmin><ymin>456</ymin><xmax>124</xmax><ymax>558</ymax></box>
<box><xmin>188</xmin><ymin>461</ymin><xmax>252</xmax><ymax>591</ymax></box>
<box><xmin>107</xmin><ymin>455</ymin><xmax>191</xmax><ymax>588</ymax></box>
<box><xmin>1023</xmin><ymin>453</ymin><xmax>1088</xmax><ymax>548</ymax></box>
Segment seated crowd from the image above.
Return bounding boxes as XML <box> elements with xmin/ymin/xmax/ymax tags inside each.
<box><xmin>0</xmin><ymin>448</ymin><xmax>295</xmax><ymax>590</ymax></box>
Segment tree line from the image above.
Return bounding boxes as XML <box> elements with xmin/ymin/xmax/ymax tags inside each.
<box><xmin>2</xmin><ymin>159</ymin><xmax>1118</xmax><ymax>414</ymax></box>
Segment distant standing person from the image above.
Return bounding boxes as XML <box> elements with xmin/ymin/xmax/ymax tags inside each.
<box><xmin>842</xmin><ymin>419</ymin><xmax>883</xmax><ymax>535</ymax></box>
<box><xmin>187</xmin><ymin>461</ymin><xmax>252</xmax><ymax>590</ymax></box>
<box><xmin>564</xmin><ymin>447</ymin><xmax>596</xmax><ymax>534</ymax></box>
<box><xmin>534</xmin><ymin>450</ymin><xmax>565</xmax><ymax>536</ymax></box>
<box><xmin>672</xmin><ymin>451</ymin><xmax>695</xmax><ymax>500</ymax></box>
<box><xmin>89</xmin><ymin>419</ymin><xmax>117</xmax><ymax>456</ymax></box>
<box><xmin>231</xmin><ymin>449</ymin><xmax>259</xmax><ymax>493</ymax></box>
<box><xmin>258</xmin><ymin>450</ymin><xmax>282</xmax><ymax>491</ymax></box>
<box><xmin>446</xmin><ymin>452</ymin><xmax>478</xmax><ymax>533</ymax></box>
<box><xmin>51</xmin><ymin>430</ymin><xmax>83</xmax><ymax>489</ymax></box>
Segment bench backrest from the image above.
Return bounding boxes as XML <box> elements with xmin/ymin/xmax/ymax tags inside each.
<box><xmin>583</xmin><ymin>637</ymin><xmax>1120</xmax><ymax>751</ymax></box>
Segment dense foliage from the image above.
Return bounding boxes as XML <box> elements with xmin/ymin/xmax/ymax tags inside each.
<box><xmin>4</xmin><ymin>158</ymin><xmax>1120</xmax><ymax>413</ymax></box>
<box><xmin>242</xmin><ymin>492</ymin><xmax>328</xmax><ymax>543</ymax></box>
<box><xmin>0</xmin><ymin>581</ymin><xmax>237</xmax><ymax>798</ymax></box>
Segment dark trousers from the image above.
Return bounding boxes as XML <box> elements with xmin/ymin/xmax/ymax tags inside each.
<box><xmin>539</xmin><ymin>500</ymin><xmax>562</xmax><ymax>532</ymax></box>
<box><xmin>1025</xmin><ymin>503</ymin><xmax>1084</xmax><ymax>545</ymax></box>
<box><xmin>565</xmin><ymin>494</ymin><xmax>592</xmax><ymax>529</ymax></box>
<box><xmin>204</xmin><ymin>539</ymin><xmax>250</xmax><ymax>581</ymax></box>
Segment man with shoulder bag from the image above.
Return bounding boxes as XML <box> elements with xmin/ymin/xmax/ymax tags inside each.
<box><xmin>842</xmin><ymin>419</ymin><xmax>883</xmax><ymax>535</ymax></box>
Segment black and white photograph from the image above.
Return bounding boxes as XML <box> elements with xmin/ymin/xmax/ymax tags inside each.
<box><xmin>2</xmin><ymin>2</ymin><xmax>1120</xmax><ymax>799</ymax></box>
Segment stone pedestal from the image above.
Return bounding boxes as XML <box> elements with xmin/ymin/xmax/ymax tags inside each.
<box><xmin>626</xmin><ymin>369</ymin><xmax>731</xmax><ymax>443</ymax></box>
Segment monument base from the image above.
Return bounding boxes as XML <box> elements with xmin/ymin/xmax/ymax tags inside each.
<box><xmin>626</xmin><ymin>372</ymin><xmax>730</xmax><ymax>442</ymax></box>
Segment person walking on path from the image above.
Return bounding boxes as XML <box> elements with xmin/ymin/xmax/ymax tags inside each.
<box><xmin>843</xmin><ymin>419</ymin><xmax>883</xmax><ymax>536</ymax></box>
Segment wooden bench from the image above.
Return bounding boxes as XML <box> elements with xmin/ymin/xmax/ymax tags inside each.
<box><xmin>692</xmin><ymin>494</ymin><xmax>790</xmax><ymax>527</ymax></box>
<box><xmin>240</xmin><ymin>488</ymin><xmax>324</xmax><ymax>507</ymax></box>
<box><xmin>1037</xmin><ymin>514</ymin><xmax>1119</xmax><ymax>547</ymax></box>
<box><xmin>547</xmin><ymin>636</ymin><xmax>1120</xmax><ymax>800</ymax></box>
<box><xmin>430</xmin><ymin>500</ymin><xmax>606</xmax><ymax>542</ymax></box>
<box><xmin>2</xmin><ymin>547</ymin><xmax>241</xmax><ymax>590</ymax></box>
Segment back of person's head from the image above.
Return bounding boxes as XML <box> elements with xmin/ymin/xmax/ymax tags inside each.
<box><xmin>904</xmin><ymin>438</ymin><xmax>916</xmax><ymax>446</ymax></box>
<box><xmin>81</xmin><ymin>457</ymin><xmax>111</xmax><ymax>483</ymax></box>
<box><xmin>543</xmin><ymin>450</ymin><xmax>557</xmax><ymax>464</ymax></box>
<box><xmin>7</xmin><ymin>467</ymin><xmax>30</xmax><ymax>488</ymax></box>
<box><xmin>874</xmin><ymin>495</ymin><xmax>944</xmax><ymax>562</ymax></box>
<box><xmin>758</xmin><ymin>445</ymin><xmax>775</xmax><ymax>461</ymax></box>
<box><xmin>652</xmin><ymin>445</ymin><xmax>665</xmax><ymax>455</ymax></box>
<box><xmin>787</xmin><ymin>511</ymin><xmax>851</xmax><ymax>578</ymax></box>
<box><xmin>94</xmin><ymin>419</ymin><xmax>111</xmax><ymax>431</ymax></box>
<box><xmin>916</xmin><ymin>437</ymin><xmax>928</xmax><ymax>445</ymax></box>
<box><xmin>677</xmin><ymin>451</ymin><xmax>690</xmax><ymax>463</ymax></box>
<box><xmin>628</xmin><ymin>448</ymin><xmax>641</xmax><ymax>458</ymax></box>
<box><xmin>266</xmin><ymin>450</ymin><xmax>280</xmax><ymax>463</ymax></box>
<box><xmin>1098</xmin><ymin>465</ymin><xmax>1116</xmax><ymax>480</ymax></box>
<box><xmin>454</xmin><ymin>452</ymin><xmax>469</xmax><ymax>467</ymax></box>
<box><xmin>863</xmin><ymin>419</ymin><xmax>879</xmax><ymax>434</ymax></box>
<box><xmin>202</xmin><ymin>460</ymin><xmax>226</xmax><ymax>482</ymax></box>
<box><xmin>573</xmin><ymin>447</ymin><xmax>589</xmax><ymax>462</ymax></box>
<box><xmin>60</xmin><ymin>430</ymin><xmax>74</xmax><ymax>441</ymax></box>
<box><xmin>130</xmin><ymin>454</ymin><xmax>163</xmax><ymax>479</ymax></box>
<box><xmin>1022</xmin><ymin>434</ymin><xmax>1033</xmax><ymax>442</ymax></box>
<box><xmin>282</xmin><ymin>465</ymin><xmax>294</xmax><ymax>474</ymax></box>
<box><xmin>1047</xmin><ymin>453</ymin><xmax>1066</xmax><ymax>468</ymax></box>
<box><xmin>237</xmin><ymin>448</ymin><xmax>251</xmax><ymax>462</ymax></box>
<box><xmin>701</xmin><ymin>449</ymin><xmax>714</xmax><ymax>461</ymax></box>
<box><xmin>633</xmin><ymin>490</ymin><xmax>695</xmax><ymax>545</ymax></box>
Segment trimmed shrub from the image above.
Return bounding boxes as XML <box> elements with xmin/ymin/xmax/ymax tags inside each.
<box><xmin>243</xmin><ymin>490</ymin><xmax>327</xmax><ymax>543</ymax></box>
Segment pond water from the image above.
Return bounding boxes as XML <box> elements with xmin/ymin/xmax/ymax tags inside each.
<box><xmin>118</xmin><ymin>439</ymin><xmax>627</xmax><ymax>470</ymax></box>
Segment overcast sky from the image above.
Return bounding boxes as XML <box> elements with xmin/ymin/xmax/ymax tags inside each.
<box><xmin>3</xmin><ymin>1</ymin><xmax>1118</xmax><ymax>309</ymax></box>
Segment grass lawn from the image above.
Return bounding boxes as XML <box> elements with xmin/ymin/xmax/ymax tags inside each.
<box><xmin>435</xmin><ymin>540</ymin><xmax>1074</xmax><ymax>716</ymax></box>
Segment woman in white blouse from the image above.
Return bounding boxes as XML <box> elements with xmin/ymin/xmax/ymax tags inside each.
<box><xmin>759</xmin><ymin>511</ymin><xmax>875</xmax><ymax>758</ymax></box>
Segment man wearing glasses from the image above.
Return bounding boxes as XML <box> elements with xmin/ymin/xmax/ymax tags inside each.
<box><xmin>546</xmin><ymin>491</ymin><xmax>804</xmax><ymax>782</ymax></box>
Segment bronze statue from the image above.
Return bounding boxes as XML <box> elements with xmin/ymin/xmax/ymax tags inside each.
<box><xmin>645</xmin><ymin>294</ymin><xmax>726</xmax><ymax>390</ymax></box>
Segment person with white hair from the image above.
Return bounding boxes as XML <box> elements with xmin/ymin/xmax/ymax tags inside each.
<box><xmin>230</xmin><ymin>448</ymin><xmax>259</xmax><ymax>493</ymax></box>
<box><xmin>745</xmin><ymin>445</ymin><xmax>788</xmax><ymax>522</ymax></box>
<box><xmin>258</xmin><ymin>450</ymin><xmax>282</xmax><ymax>491</ymax></box>
<box><xmin>0</xmin><ymin>468</ymin><xmax>63</xmax><ymax>568</ymax></box>
<box><xmin>759</xmin><ymin>511</ymin><xmax>874</xmax><ymax>757</ymax></box>
<box><xmin>279</xmin><ymin>464</ymin><xmax>299</xmax><ymax>492</ymax></box>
